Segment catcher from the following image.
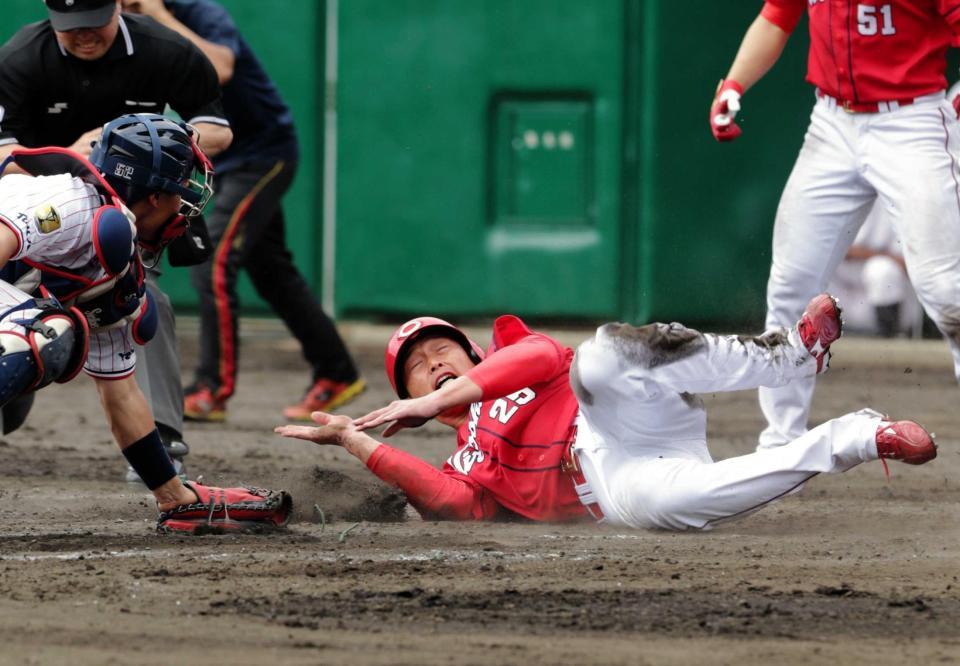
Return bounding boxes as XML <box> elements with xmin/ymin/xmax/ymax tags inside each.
<box><xmin>278</xmin><ymin>296</ymin><xmax>935</xmax><ymax>529</ymax></box>
<box><xmin>0</xmin><ymin>113</ymin><xmax>290</xmax><ymax>533</ymax></box>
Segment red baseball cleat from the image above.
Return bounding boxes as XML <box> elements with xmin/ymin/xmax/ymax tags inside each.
<box><xmin>796</xmin><ymin>293</ymin><xmax>843</xmax><ymax>372</ymax></box>
<box><xmin>876</xmin><ymin>420</ymin><xmax>937</xmax><ymax>465</ymax></box>
<box><xmin>283</xmin><ymin>377</ymin><xmax>366</xmax><ymax>421</ymax></box>
<box><xmin>184</xmin><ymin>385</ymin><xmax>227</xmax><ymax>422</ymax></box>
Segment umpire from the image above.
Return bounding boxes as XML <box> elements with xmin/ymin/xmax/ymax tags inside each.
<box><xmin>123</xmin><ymin>0</ymin><xmax>364</xmax><ymax>423</ymax></box>
<box><xmin>0</xmin><ymin>0</ymin><xmax>233</xmax><ymax>478</ymax></box>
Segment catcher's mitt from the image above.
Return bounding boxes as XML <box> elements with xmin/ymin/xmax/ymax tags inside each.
<box><xmin>157</xmin><ymin>481</ymin><xmax>293</xmax><ymax>535</ymax></box>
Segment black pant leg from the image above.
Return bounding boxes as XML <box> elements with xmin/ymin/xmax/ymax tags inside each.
<box><xmin>189</xmin><ymin>165</ymin><xmax>283</xmax><ymax>398</ymax></box>
<box><xmin>239</xmin><ymin>164</ymin><xmax>359</xmax><ymax>384</ymax></box>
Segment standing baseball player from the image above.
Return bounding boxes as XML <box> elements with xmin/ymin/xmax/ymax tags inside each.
<box><xmin>0</xmin><ymin>0</ymin><xmax>233</xmax><ymax>476</ymax></box>
<box><xmin>120</xmin><ymin>0</ymin><xmax>364</xmax><ymax>423</ymax></box>
<box><xmin>711</xmin><ymin>1</ymin><xmax>960</xmax><ymax>449</ymax></box>
<box><xmin>277</xmin><ymin>296</ymin><xmax>935</xmax><ymax>529</ymax></box>
<box><xmin>0</xmin><ymin>113</ymin><xmax>290</xmax><ymax>533</ymax></box>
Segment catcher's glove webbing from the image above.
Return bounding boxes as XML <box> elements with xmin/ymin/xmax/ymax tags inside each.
<box><xmin>157</xmin><ymin>481</ymin><xmax>292</xmax><ymax>534</ymax></box>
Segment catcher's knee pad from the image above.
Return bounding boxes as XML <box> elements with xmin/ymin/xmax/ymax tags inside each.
<box><xmin>0</xmin><ymin>300</ymin><xmax>89</xmax><ymax>407</ymax></box>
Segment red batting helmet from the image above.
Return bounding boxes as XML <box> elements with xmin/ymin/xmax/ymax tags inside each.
<box><xmin>385</xmin><ymin>317</ymin><xmax>485</xmax><ymax>398</ymax></box>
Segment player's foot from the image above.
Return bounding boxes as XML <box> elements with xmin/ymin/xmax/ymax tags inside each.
<box><xmin>184</xmin><ymin>385</ymin><xmax>227</xmax><ymax>422</ymax></box>
<box><xmin>876</xmin><ymin>420</ymin><xmax>937</xmax><ymax>465</ymax></box>
<box><xmin>796</xmin><ymin>293</ymin><xmax>843</xmax><ymax>372</ymax></box>
<box><xmin>283</xmin><ymin>377</ymin><xmax>366</xmax><ymax>421</ymax></box>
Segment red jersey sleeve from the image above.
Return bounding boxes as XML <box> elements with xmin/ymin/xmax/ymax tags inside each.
<box><xmin>366</xmin><ymin>444</ymin><xmax>500</xmax><ymax>520</ymax></box>
<box><xmin>761</xmin><ymin>0</ymin><xmax>805</xmax><ymax>34</ymax></box>
<box><xmin>466</xmin><ymin>315</ymin><xmax>568</xmax><ymax>401</ymax></box>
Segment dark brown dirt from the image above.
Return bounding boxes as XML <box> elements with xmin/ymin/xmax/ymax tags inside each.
<box><xmin>0</xmin><ymin>331</ymin><xmax>958</xmax><ymax>665</ymax></box>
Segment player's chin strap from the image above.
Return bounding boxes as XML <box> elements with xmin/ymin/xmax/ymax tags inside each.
<box><xmin>137</xmin><ymin>212</ymin><xmax>188</xmax><ymax>269</ymax></box>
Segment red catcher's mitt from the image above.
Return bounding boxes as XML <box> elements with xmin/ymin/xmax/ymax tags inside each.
<box><xmin>157</xmin><ymin>481</ymin><xmax>293</xmax><ymax>534</ymax></box>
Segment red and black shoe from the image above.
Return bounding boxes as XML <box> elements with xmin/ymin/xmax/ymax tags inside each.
<box><xmin>283</xmin><ymin>377</ymin><xmax>366</xmax><ymax>421</ymax></box>
<box><xmin>796</xmin><ymin>293</ymin><xmax>843</xmax><ymax>373</ymax></box>
<box><xmin>157</xmin><ymin>481</ymin><xmax>293</xmax><ymax>535</ymax></box>
<box><xmin>184</xmin><ymin>384</ymin><xmax>227</xmax><ymax>422</ymax></box>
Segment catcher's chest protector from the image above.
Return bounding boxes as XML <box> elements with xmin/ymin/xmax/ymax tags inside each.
<box><xmin>2</xmin><ymin>149</ymin><xmax>157</xmax><ymax>343</ymax></box>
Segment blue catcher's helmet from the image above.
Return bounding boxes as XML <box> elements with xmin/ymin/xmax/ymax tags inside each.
<box><xmin>89</xmin><ymin>113</ymin><xmax>213</xmax><ymax>219</ymax></box>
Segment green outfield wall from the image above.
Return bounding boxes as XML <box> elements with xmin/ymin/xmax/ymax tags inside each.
<box><xmin>2</xmin><ymin>1</ymin><xmax>820</xmax><ymax>326</ymax></box>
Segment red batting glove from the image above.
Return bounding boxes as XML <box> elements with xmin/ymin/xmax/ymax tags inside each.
<box><xmin>710</xmin><ymin>79</ymin><xmax>744</xmax><ymax>142</ymax></box>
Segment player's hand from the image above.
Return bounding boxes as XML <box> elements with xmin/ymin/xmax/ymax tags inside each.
<box><xmin>70</xmin><ymin>128</ymin><xmax>102</xmax><ymax>157</ymax></box>
<box><xmin>353</xmin><ymin>396</ymin><xmax>441</xmax><ymax>437</ymax></box>
<box><xmin>710</xmin><ymin>79</ymin><xmax>744</xmax><ymax>142</ymax></box>
<box><xmin>275</xmin><ymin>411</ymin><xmax>358</xmax><ymax>447</ymax></box>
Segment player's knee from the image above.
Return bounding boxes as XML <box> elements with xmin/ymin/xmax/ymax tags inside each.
<box><xmin>0</xmin><ymin>302</ymin><xmax>89</xmax><ymax>406</ymax></box>
<box><xmin>570</xmin><ymin>339</ymin><xmax>615</xmax><ymax>406</ymax></box>
<box><xmin>598</xmin><ymin>321</ymin><xmax>706</xmax><ymax>366</ymax></box>
<box><xmin>911</xmin><ymin>271</ymin><xmax>960</xmax><ymax>329</ymax></box>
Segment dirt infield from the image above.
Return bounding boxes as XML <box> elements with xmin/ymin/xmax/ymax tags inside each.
<box><xmin>0</xmin><ymin>325</ymin><xmax>957</xmax><ymax>665</ymax></box>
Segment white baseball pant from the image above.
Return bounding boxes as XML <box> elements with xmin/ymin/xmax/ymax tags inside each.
<box><xmin>569</xmin><ymin>321</ymin><xmax>881</xmax><ymax>531</ymax></box>
<box><xmin>761</xmin><ymin>91</ymin><xmax>960</xmax><ymax>448</ymax></box>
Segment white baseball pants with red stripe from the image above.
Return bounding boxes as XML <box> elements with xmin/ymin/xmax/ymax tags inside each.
<box><xmin>760</xmin><ymin>92</ymin><xmax>960</xmax><ymax>449</ymax></box>
<box><xmin>569</xmin><ymin>321</ymin><xmax>881</xmax><ymax>531</ymax></box>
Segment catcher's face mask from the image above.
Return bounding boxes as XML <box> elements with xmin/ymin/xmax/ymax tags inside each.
<box><xmin>137</xmin><ymin>127</ymin><xmax>215</xmax><ymax>261</ymax></box>
<box><xmin>177</xmin><ymin>124</ymin><xmax>214</xmax><ymax>224</ymax></box>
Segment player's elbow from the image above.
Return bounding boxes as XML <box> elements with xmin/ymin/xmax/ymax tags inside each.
<box><xmin>215</xmin><ymin>57</ymin><xmax>235</xmax><ymax>85</ymax></box>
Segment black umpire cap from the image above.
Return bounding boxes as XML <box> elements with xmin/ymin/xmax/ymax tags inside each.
<box><xmin>45</xmin><ymin>0</ymin><xmax>117</xmax><ymax>31</ymax></box>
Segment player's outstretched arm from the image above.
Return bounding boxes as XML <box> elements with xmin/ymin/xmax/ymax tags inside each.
<box><xmin>353</xmin><ymin>375</ymin><xmax>483</xmax><ymax>436</ymax></box>
<box><xmin>276</xmin><ymin>411</ymin><xmax>383</xmax><ymax>463</ymax></box>
<box><xmin>278</xmin><ymin>412</ymin><xmax>497</xmax><ymax>520</ymax></box>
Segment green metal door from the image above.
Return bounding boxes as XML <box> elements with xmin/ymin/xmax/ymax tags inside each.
<box><xmin>333</xmin><ymin>0</ymin><xmax>624</xmax><ymax>318</ymax></box>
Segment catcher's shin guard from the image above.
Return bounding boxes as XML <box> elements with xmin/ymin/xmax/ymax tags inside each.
<box><xmin>157</xmin><ymin>481</ymin><xmax>293</xmax><ymax>535</ymax></box>
<box><xmin>0</xmin><ymin>299</ymin><xmax>89</xmax><ymax>407</ymax></box>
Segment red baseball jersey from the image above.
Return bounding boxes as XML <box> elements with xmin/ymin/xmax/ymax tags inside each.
<box><xmin>762</xmin><ymin>0</ymin><xmax>960</xmax><ymax>103</ymax></box>
<box><xmin>367</xmin><ymin>315</ymin><xmax>587</xmax><ymax>522</ymax></box>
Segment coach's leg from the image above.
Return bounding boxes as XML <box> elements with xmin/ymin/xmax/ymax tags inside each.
<box><xmin>867</xmin><ymin>98</ymin><xmax>960</xmax><ymax>382</ymax></box>
<box><xmin>188</xmin><ymin>168</ymin><xmax>261</xmax><ymax>403</ymax></box>
<box><xmin>759</xmin><ymin>99</ymin><xmax>876</xmax><ymax>449</ymax></box>
<box><xmin>243</xmin><ymin>164</ymin><xmax>359</xmax><ymax>386</ymax></box>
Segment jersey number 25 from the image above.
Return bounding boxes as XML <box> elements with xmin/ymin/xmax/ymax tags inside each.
<box><xmin>489</xmin><ymin>388</ymin><xmax>536</xmax><ymax>424</ymax></box>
